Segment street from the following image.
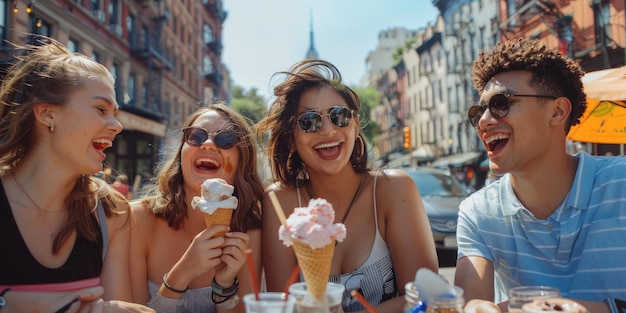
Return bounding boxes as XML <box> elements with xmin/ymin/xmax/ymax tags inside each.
<box><xmin>439</xmin><ymin>267</ymin><xmax>455</xmax><ymax>284</ymax></box>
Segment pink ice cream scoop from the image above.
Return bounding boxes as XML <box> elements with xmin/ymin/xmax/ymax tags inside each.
<box><xmin>279</xmin><ymin>198</ymin><xmax>347</xmax><ymax>249</ymax></box>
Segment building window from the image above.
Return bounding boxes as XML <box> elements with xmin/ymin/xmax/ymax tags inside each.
<box><xmin>203</xmin><ymin>24</ymin><xmax>213</xmax><ymax>44</ymax></box>
<box><xmin>592</xmin><ymin>0</ymin><xmax>612</xmax><ymax>45</ymax></box>
<box><xmin>0</xmin><ymin>0</ymin><xmax>6</xmax><ymax>45</ymax></box>
<box><xmin>91</xmin><ymin>51</ymin><xmax>100</xmax><ymax>62</ymax></box>
<box><xmin>111</xmin><ymin>63</ymin><xmax>123</xmax><ymax>105</ymax></box>
<box><xmin>108</xmin><ymin>0</ymin><xmax>119</xmax><ymax>25</ymax></box>
<box><xmin>28</xmin><ymin>15</ymin><xmax>49</xmax><ymax>36</ymax></box>
<box><xmin>203</xmin><ymin>56</ymin><xmax>212</xmax><ymax>75</ymax></box>
<box><xmin>140</xmin><ymin>26</ymin><xmax>148</xmax><ymax>50</ymax></box>
<box><xmin>127</xmin><ymin>15</ymin><xmax>137</xmax><ymax>48</ymax></box>
<box><xmin>67</xmin><ymin>38</ymin><xmax>79</xmax><ymax>52</ymax></box>
<box><xmin>141</xmin><ymin>82</ymin><xmax>147</xmax><ymax>108</ymax></box>
<box><xmin>126</xmin><ymin>74</ymin><xmax>136</xmax><ymax>105</ymax></box>
<box><xmin>91</xmin><ymin>0</ymin><xmax>101</xmax><ymax>10</ymax></box>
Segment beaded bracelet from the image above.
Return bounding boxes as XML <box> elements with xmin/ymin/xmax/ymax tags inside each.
<box><xmin>162</xmin><ymin>272</ymin><xmax>189</xmax><ymax>294</ymax></box>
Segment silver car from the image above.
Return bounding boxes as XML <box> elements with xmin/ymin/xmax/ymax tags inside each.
<box><xmin>402</xmin><ymin>167</ymin><xmax>468</xmax><ymax>265</ymax></box>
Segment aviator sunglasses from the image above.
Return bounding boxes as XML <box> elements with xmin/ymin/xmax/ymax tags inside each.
<box><xmin>468</xmin><ymin>93</ymin><xmax>557</xmax><ymax>127</ymax></box>
<box><xmin>182</xmin><ymin>126</ymin><xmax>237</xmax><ymax>149</ymax></box>
<box><xmin>296</xmin><ymin>105</ymin><xmax>355</xmax><ymax>133</ymax></box>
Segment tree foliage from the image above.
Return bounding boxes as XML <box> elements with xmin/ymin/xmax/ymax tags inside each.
<box><xmin>231</xmin><ymin>85</ymin><xmax>267</xmax><ymax>124</ymax></box>
<box><xmin>352</xmin><ymin>86</ymin><xmax>381</xmax><ymax>146</ymax></box>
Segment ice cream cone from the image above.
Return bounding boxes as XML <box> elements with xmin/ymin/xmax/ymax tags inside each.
<box><xmin>291</xmin><ymin>238</ymin><xmax>335</xmax><ymax>302</ymax></box>
<box><xmin>203</xmin><ymin>207</ymin><xmax>233</xmax><ymax>237</ymax></box>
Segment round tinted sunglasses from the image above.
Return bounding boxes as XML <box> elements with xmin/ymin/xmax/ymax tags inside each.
<box><xmin>182</xmin><ymin>126</ymin><xmax>237</xmax><ymax>149</ymax></box>
<box><xmin>468</xmin><ymin>93</ymin><xmax>557</xmax><ymax>127</ymax></box>
<box><xmin>296</xmin><ymin>106</ymin><xmax>355</xmax><ymax>133</ymax></box>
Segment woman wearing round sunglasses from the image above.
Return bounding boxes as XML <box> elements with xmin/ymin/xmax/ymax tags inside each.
<box><xmin>257</xmin><ymin>60</ymin><xmax>438</xmax><ymax>313</ymax></box>
<box><xmin>129</xmin><ymin>103</ymin><xmax>264</xmax><ymax>312</ymax></box>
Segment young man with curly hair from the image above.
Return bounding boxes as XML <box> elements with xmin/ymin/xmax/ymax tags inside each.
<box><xmin>454</xmin><ymin>38</ymin><xmax>626</xmax><ymax>313</ymax></box>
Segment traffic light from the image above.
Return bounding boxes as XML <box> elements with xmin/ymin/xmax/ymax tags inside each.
<box><xmin>403</xmin><ymin>126</ymin><xmax>411</xmax><ymax>150</ymax></box>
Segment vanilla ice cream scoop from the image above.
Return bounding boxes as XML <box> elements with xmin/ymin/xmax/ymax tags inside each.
<box><xmin>191</xmin><ymin>178</ymin><xmax>238</xmax><ymax>214</ymax></box>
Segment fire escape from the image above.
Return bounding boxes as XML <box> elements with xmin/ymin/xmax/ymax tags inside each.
<box><xmin>499</xmin><ymin>0</ymin><xmax>622</xmax><ymax>70</ymax></box>
<box><xmin>131</xmin><ymin>0</ymin><xmax>172</xmax><ymax>121</ymax></box>
<box><xmin>499</xmin><ymin>1</ymin><xmax>572</xmax><ymax>54</ymax></box>
<box><xmin>203</xmin><ymin>0</ymin><xmax>227</xmax><ymax>99</ymax></box>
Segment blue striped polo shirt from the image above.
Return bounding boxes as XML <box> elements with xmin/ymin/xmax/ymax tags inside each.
<box><xmin>457</xmin><ymin>151</ymin><xmax>626</xmax><ymax>302</ymax></box>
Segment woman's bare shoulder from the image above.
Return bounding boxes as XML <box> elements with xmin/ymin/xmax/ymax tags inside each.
<box><xmin>372</xmin><ymin>168</ymin><xmax>413</xmax><ymax>187</ymax></box>
<box><xmin>128</xmin><ymin>200</ymin><xmax>157</xmax><ymax>227</ymax></box>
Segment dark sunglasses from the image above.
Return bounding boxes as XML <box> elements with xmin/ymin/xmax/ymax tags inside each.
<box><xmin>468</xmin><ymin>93</ymin><xmax>557</xmax><ymax>127</ymax></box>
<box><xmin>296</xmin><ymin>106</ymin><xmax>355</xmax><ymax>133</ymax></box>
<box><xmin>182</xmin><ymin>126</ymin><xmax>237</xmax><ymax>149</ymax></box>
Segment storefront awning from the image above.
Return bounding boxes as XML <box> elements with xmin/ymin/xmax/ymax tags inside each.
<box><xmin>117</xmin><ymin>110</ymin><xmax>167</xmax><ymax>137</ymax></box>
<box><xmin>430</xmin><ymin>151</ymin><xmax>481</xmax><ymax>168</ymax></box>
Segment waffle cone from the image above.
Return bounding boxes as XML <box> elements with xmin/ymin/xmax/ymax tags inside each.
<box><xmin>202</xmin><ymin>208</ymin><xmax>233</xmax><ymax>237</ymax></box>
<box><xmin>291</xmin><ymin>238</ymin><xmax>335</xmax><ymax>302</ymax></box>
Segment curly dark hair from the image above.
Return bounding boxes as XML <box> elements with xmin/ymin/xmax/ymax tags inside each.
<box><xmin>256</xmin><ymin>59</ymin><xmax>369</xmax><ymax>188</ymax></box>
<box><xmin>472</xmin><ymin>38</ymin><xmax>587</xmax><ymax>133</ymax></box>
<box><xmin>143</xmin><ymin>102</ymin><xmax>263</xmax><ymax>232</ymax></box>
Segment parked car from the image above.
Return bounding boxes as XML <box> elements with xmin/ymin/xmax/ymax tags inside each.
<box><xmin>402</xmin><ymin>167</ymin><xmax>469</xmax><ymax>266</ymax></box>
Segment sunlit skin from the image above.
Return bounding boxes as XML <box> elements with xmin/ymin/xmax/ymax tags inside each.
<box><xmin>2</xmin><ymin>74</ymin><xmax>136</xmax><ymax>310</ymax></box>
<box><xmin>262</xmin><ymin>86</ymin><xmax>438</xmax><ymax>313</ymax></box>
<box><xmin>45</xmin><ymin>77</ymin><xmax>122</xmax><ymax>177</ymax></box>
<box><xmin>456</xmin><ymin>70</ymin><xmax>592</xmax><ymax>312</ymax></box>
<box><xmin>9</xmin><ymin>77</ymin><xmax>123</xmax><ymax>268</ymax></box>
<box><xmin>130</xmin><ymin>109</ymin><xmax>259</xmax><ymax>313</ymax></box>
<box><xmin>181</xmin><ymin>111</ymin><xmax>240</xmax><ymax>194</ymax></box>
<box><xmin>294</xmin><ymin>86</ymin><xmax>358</xmax><ymax>177</ymax></box>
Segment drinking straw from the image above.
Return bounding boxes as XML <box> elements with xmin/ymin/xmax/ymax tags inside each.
<box><xmin>245</xmin><ymin>249</ymin><xmax>260</xmax><ymax>300</ymax></box>
<box><xmin>351</xmin><ymin>290</ymin><xmax>379</xmax><ymax>313</ymax></box>
<box><xmin>269</xmin><ymin>191</ymin><xmax>287</xmax><ymax>227</ymax></box>
<box><xmin>283</xmin><ymin>265</ymin><xmax>300</xmax><ymax>296</ymax></box>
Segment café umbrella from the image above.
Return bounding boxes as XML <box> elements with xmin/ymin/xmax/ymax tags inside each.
<box><xmin>567</xmin><ymin>66</ymin><xmax>626</xmax><ymax>145</ymax></box>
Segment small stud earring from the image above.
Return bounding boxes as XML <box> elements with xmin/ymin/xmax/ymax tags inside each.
<box><xmin>49</xmin><ymin>122</ymin><xmax>54</xmax><ymax>133</ymax></box>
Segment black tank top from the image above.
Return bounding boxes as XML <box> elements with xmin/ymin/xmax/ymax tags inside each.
<box><xmin>0</xmin><ymin>181</ymin><xmax>103</xmax><ymax>285</ymax></box>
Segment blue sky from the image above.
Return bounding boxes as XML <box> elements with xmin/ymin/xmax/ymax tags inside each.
<box><xmin>222</xmin><ymin>1</ymin><xmax>440</xmax><ymax>100</ymax></box>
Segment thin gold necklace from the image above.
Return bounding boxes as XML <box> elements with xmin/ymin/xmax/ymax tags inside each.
<box><xmin>306</xmin><ymin>173</ymin><xmax>365</xmax><ymax>225</ymax></box>
<box><xmin>11</xmin><ymin>171</ymin><xmax>65</xmax><ymax>214</ymax></box>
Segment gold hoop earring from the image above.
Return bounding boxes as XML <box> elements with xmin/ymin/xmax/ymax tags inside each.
<box><xmin>49</xmin><ymin>122</ymin><xmax>54</xmax><ymax>133</ymax></box>
<box><xmin>356</xmin><ymin>135</ymin><xmax>365</xmax><ymax>159</ymax></box>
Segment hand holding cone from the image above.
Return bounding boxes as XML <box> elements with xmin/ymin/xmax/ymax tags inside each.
<box><xmin>192</xmin><ymin>178</ymin><xmax>238</xmax><ymax>236</ymax></box>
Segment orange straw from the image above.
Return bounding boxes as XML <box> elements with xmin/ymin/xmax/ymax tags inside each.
<box><xmin>351</xmin><ymin>290</ymin><xmax>379</xmax><ymax>313</ymax></box>
<box><xmin>245</xmin><ymin>249</ymin><xmax>260</xmax><ymax>300</ymax></box>
<box><xmin>282</xmin><ymin>265</ymin><xmax>300</xmax><ymax>296</ymax></box>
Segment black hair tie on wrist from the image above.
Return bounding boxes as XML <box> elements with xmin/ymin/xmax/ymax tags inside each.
<box><xmin>163</xmin><ymin>272</ymin><xmax>189</xmax><ymax>294</ymax></box>
<box><xmin>0</xmin><ymin>288</ymin><xmax>10</xmax><ymax>308</ymax></box>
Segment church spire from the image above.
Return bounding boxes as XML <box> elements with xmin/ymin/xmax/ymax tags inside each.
<box><xmin>305</xmin><ymin>9</ymin><xmax>319</xmax><ymax>60</ymax></box>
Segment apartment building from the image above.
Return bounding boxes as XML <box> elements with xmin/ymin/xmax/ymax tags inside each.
<box><xmin>0</xmin><ymin>0</ymin><xmax>228</xmax><ymax>183</ymax></box>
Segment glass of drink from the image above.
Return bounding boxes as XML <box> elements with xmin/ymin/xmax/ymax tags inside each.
<box><xmin>508</xmin><ymin>286</ymin><xmax>561</xmax><ymax>313</ymax></box>
<box><xmin>243</xmin><ymin>292</ymin><xmax>296</xmax><ymax>313</ymax></box>
<box><xmin>289</xmin><ymin>282</ymin><xmax>345</xmax><ymax>313</ymax></box>
<box><xmin>522</xmin><ymin>298</ymin><xmax>588</xmax><ymax>313</ymax></box>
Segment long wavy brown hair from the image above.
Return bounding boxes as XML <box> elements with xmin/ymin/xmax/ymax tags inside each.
<box><xmin>143</xmin><ymin>103</ymin><xmax>263</xmax><ymax>232</ymax></box>
<box><xmin>0</xmin><ymin>37</ymin><xmax>128</xmax><ymax>254</ymax></box>
<box><xmin>256</xmin><ymin>59</ymin><xmax>369</xmax><ymax>189</ymax></box>
<box><xmin>472</xmin><ymin>38</ymin><xmax>587</xmax><ymax>133</ymax></box>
